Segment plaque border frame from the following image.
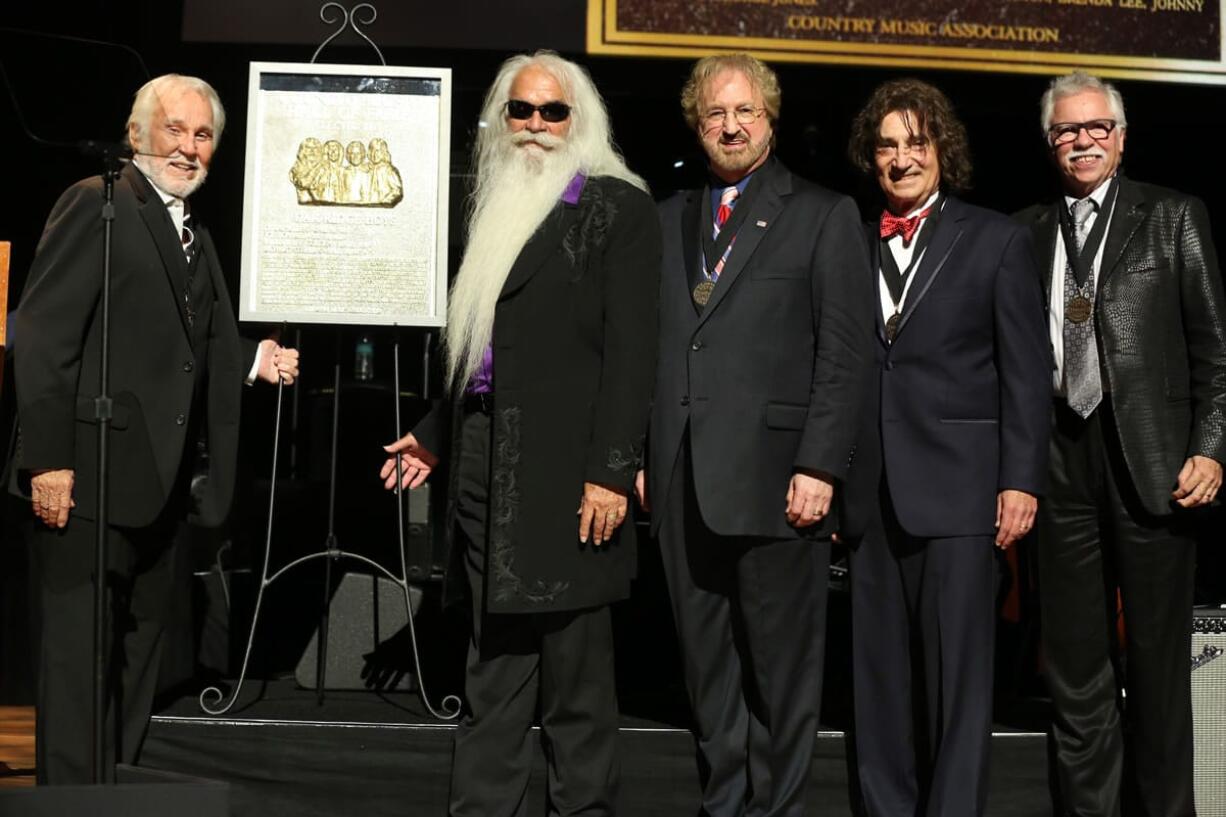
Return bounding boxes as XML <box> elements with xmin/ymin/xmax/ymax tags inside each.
<box><xmin>238</xmin><ymin>60</ymin><xmax>452</xmax><ymax>327</ymax></box>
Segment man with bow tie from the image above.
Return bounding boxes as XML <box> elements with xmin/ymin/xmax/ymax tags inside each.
<box><xmin>7</xmin><ymin>74</ymin><xmax>298</xmax><ymax>783</ymax></box>
<box><xmin>1016</xmin><ymin>71</ymin><xmax>1226</xmax><ymax>817</ymax></box>
<box><xmin>639</xmin><ymin>53</ymin><xmax>873</xmax><ymax>816</ymax></box>
<box><xmin>841</xmin><ymin>78</ymin><xmax>1049</xmax><ymax>815</ymax></box>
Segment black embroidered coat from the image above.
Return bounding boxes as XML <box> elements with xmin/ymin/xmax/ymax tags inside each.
<box><xmin>415</xmin><ymin>174</ymin><xmax>662</xmax><ymax>614</ymax></box>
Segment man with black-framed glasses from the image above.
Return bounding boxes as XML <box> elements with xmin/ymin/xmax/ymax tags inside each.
<box><xmin>1017</xmin><ymin>70</ymin><xmax>1226</xmax><ymax>817</ymax></box>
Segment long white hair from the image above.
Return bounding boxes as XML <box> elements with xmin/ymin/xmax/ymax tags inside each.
<box><xmin>444</xmin><ymin>51</ymin><xmax>646</xmax><ymax>391</ymax></box>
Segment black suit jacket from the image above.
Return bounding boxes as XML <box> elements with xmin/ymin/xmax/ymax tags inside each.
<box><xmin>649</xmin><ymin>157</ymin><xmax>875</xmax><ymax>539</ymax></box>
<box><xmin>843</xmin><ymin>195</ymin><xmax>1051</xmax><ymax>540</ymax></box>
<box><xmin>1016</xmin><ymin>176</ymin><xmax>1226</xmax><ymax>516</ymax></box>
<box><xmin>8</xmin><ymin>163</ymin><xmax>251</xmax><ymax>528</ymax></box>
<box><xmin>415</xmin><ymin>175</ymin><xmax>661</xmax><ymax>613</ymax></box>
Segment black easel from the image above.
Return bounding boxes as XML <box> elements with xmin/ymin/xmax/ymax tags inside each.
<box><xmin>197</xmin><ymin>2</ymin><xmax>459</xmax><ymax>722</ymax></box>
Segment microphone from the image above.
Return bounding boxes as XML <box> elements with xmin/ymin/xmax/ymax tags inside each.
<box><xmin>77</xmin><ymin>139</ymin><xmax>134</xmax><ymax>162</ymax></box>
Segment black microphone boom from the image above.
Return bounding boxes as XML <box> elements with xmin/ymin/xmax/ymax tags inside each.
<box><xmin>78</xmin><ymin>139</ymin><xmax>134</xmax><ymax>163</ymax></box>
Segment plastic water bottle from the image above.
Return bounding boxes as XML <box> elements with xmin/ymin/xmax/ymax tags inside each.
<box><xmin>354</xmin><ymin>334</ymin><xmax>374</xmax><ymax>381</ymax></box>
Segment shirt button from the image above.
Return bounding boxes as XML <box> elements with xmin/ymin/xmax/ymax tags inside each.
<box><xmin>176</xmin><ymin>414</ymin><xmax>186</xmax><ymax>426</ymax></box>
<box><xmin>183</xmin><ymin>361</ymin><xmax>194</xmax><ymax>373</ymax></box>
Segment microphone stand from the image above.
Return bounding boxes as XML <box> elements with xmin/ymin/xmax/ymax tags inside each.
<box><xmin>82</xmin><ymin>138</ymin><xmax>132</xmax><ymax>784</ymax></box>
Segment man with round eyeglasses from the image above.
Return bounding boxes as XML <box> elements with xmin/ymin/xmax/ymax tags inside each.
<box><xmin>641</xmin><ymin>53</ymin><xmax>873</xmax><ymax>817</ymax></box>
<box><xmin>1016</xmin><ymin>70</ymin><xmax>1226</xmax><ymax>817</ymax></box>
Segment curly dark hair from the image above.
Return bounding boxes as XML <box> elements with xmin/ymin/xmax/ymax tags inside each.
<box><xmin>847</xmin><ymin>78</ymin><xmax>972</xmax><ymax>194</ymax></box>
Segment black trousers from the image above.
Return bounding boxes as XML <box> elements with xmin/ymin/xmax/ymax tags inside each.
<box><xmin>848</xmin><ymin>485</ymin><xmax>996</xmax><ymax>817</ymax></box>
<box><xmin>658</xmin><ymin>434</ymin><xmax>830</xmax><ymax>817</ymax></box>
<box><xmin>29</xmin><ymin>504</ymin><xmax>184</xmax><ymax>784</ymax></box>
<box><xmin>448</xmin><ymin>410</ymin><xmax>619</xmax><ymax>817</ymax></box>
<box><xmin>1038</xmin><ymin>400</ymin><xmax>1195</xmax><ymax>817</ymax></box>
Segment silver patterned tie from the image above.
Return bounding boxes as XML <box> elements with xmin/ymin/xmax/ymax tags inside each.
<box><xmin>1063</xmin><ymin>197</ymin><xmax>1101</xmax><ymax>418</ymax></box>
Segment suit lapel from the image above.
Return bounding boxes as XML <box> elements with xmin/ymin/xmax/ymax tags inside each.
<box><xmin>1097</xmin><ymin>177</ymin><xmax>1145</xmax><ymax>285</ymax></box>
<box><xmin>681</xmin><ymin>190</ymin><xmax>702</xmax><ymax>314</ymax></box>
<box><xmin>696</xmin><ymin>161</ymin><xmax>788</xmax><ymax>327</ymax></box>
<box><xmin>1031</xmin><ymin>203</ymin><xmax>1060</xmax><ymax>303</ymax></box>
<box><xmin>499</xmin><ymin>198</ymin><xmax>580</xmax><ymax>301</ymax></box>
<box><xmin>865</xmin><ymin>222</ymin><xmax>887</xmax><ymax>346</ymax></box>
<box><xmin>895</xmin><ymin>196</ymin><xmax>964</xmax><ymax>337</ymax></box>
<box><xmin>129</xmin><ymin>164</ymin><xmax>193</xmax><ymax>340</ymax></box>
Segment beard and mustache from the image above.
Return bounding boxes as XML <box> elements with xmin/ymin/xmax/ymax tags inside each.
<box><xmin>707</xmin><ymin>124</ymin><xmax>770</xmax><ymax>178</ymax></box>
<box><xmin>443</xmin><ymin>128</ymin><xmax>583</xmax><ymax>390</ymax></box>
<box><xmin>138</xmin><ymin>151</ymin><xmax>208</xmax><ymax>199</ymax></box>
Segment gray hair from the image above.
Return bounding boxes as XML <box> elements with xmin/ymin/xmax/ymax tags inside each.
<box><xmin>471</xmin><ymin>50</ymin><xmax>645</xmax><ymax>204</ymax></box>
<box><xmin>1039</xmin><ymin>71</ymin><xmax>1127</xmax><ymax>135</ymax></box>
<box><xmin>126</xmin><ymin>74</ymin><xmax>226</xmax><ymax>148</ymax></box>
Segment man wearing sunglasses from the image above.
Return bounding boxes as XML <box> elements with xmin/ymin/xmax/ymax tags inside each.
<box><xmin>639</xmin><ymin>53</ymin><xmax>873</xmax><ymax>816</ymax></box>
<box><xmin>380</xmin><ymin>51</ymin><xmax>659</xmax><ymax>816</ymax></box>
<box><xmin>1016</xmin><ymin>71</ymin><xmax>1226</xmax><ymax>817</ymax></box>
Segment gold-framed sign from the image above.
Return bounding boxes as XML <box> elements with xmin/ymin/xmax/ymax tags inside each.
<box><xmin>587</xmin><ymin>0</ymin><xmax>1226</xmax><ymax>85</ymax></box>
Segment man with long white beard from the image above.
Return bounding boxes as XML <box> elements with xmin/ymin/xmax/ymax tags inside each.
<box><xmin>7</xmin><ymin>73</ymin><xmax>298</xmax><ymax>783</ymax></box>
<box><xmin>380</xmin><ymin>52</ymin><xmax>660</xmax><ymax>816</ymax></box>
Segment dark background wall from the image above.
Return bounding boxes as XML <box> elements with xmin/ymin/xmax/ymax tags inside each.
<box><xmin>2</xmin><ymin>1</ymin><xmax>1224</xmax><ymax>709</ymax></box>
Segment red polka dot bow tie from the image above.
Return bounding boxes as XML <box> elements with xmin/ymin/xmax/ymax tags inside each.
<box><xmin>879</xmin><ymin>204</ymin><xmax>935</xmax><ymax>243</ymax></box>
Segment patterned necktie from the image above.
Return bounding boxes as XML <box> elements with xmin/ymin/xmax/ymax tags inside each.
<box><xmin>713</xmin><ymin>186</ymin><xmax>739</xmax><ymax>239</ymax></box>
<box><xmin>182</xmin><ymin>209</ymin><xmax>197</xmax><ymax>327</ymax></box>
<box><xmin>1063</xmin><ymin>197</ymin><xmax>1101</xmax><ymax>418</ymax></box>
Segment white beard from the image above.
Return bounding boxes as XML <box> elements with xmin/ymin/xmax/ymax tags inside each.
<box><xmin>136</xmin><ymin>153</ymin><xmax>207</xmax><ymax>199</ymax></box>
<box><xmin>445</xmin><ymin>133</ymin><xmax>582</xmax><ymax>390</ymax></box>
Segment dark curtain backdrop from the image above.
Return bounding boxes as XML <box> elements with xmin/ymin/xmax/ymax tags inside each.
<box><xmin>2</xmin><ymin>1</ymin><xmax>1224</xmax><ymax>706</ymax></box>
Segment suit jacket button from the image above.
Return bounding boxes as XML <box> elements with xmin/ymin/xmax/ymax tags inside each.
<box><xmin>691</xmin><ymin>341</ymin><xmax>702</xmax><ymax>351</ymax></box>
<box><xmin>183</xmin><ymin>361</ymin><xmax>194</xmax><ymax>373</ymax></box>
<box><xmin>680</xmin><ymin>396</ymin><xmax>690</xmax><ymax>406</ymax></box>
<box><xmin>885</xmin><ymin>361</ymin><xmax>895</xmax><ymax>371</ymax></box>
<box><xmin>176</xmin><ymin>414</ymin><xmax>186</xmax><ymax>426</ymax></box>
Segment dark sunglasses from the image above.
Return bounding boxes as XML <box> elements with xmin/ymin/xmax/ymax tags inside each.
<box><xmin>505</xmin><ymin>99</ymin><xmax>571</xmax><ymax>123</ymax></box>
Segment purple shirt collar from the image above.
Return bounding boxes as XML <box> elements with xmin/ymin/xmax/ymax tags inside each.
<box><xmin>561</xmin><ymin>172</ymin><xmax>587</xmax><ymax>206</ymax></box>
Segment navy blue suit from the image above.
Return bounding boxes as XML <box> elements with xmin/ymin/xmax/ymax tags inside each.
<box><xmin>843</xmin><ymin>195</ymin><xmax>1050</xmax><ymax>816</ymax></box>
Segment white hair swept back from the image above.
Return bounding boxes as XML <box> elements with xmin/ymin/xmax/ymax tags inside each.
<box><xmin>1039</xmin><ymin>71</ymin><xmax>1127</xmax><ymax>135</ymax></box>
<box><xmin>126</xmin><ymin>74</ymin><xmax>226</xmax><ymax>148</ymax></box>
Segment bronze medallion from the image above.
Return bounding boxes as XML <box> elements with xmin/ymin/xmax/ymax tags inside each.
<box><xmin>1066</xmin><ymin>295</ymin><xmax>1093</xmax><ymax>323</ymax></box>
<box><xmin>885</xmin><ymin>312</ymin><xmax>901</xmax><ymax>343</ymax></box>
<box><xmin>692</xmin><ymin>280</ymin><xmax>715</xmax><ymax>306</ymax></box>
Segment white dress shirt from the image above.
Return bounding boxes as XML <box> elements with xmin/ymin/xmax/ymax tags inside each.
<box><xmin>879</xmin><ymin>190</ymin><xmax>942</xmax><ymax>324</ymax></box>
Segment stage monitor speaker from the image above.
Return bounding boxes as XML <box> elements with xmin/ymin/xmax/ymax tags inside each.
<box><xmin>295</xmin><ymin>571</ymin><xmax>423</xmax><ymax>692</ymax></box>
<box><xmin>1192</xmin><ymin>607</ymin><xmax>1226</xmax><ymax>816</ymax></box>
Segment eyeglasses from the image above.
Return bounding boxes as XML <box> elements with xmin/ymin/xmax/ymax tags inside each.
<box><xmin>1048</xmin><ymin>119</ymin><xmax>1117</xmax><ymax>145</ymax></box>
<box><xmin>875</xmin><ymin>137</ymin><xmax>930</xmax><ymax>160</ymax></box>
<box><xmin>702</xmin><ymin>106</ymin><xmax>765</xmax><ymax>130</ymax></box>
<box><xmin>505</xmin><ymin>99</ymin><xmax>572</xmax><ymax>123</ymax></box>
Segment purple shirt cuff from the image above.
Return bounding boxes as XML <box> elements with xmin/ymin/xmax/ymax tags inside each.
<box><xmin>466</xmin><ymin>344</ymin><xmax>494</xmax><ymax>395</ymax></box>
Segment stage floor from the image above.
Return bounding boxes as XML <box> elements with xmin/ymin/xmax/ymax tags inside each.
<box><xmin>138</xmin><ymin>679</ymin><xmax>1051</xmax><ymax>816</ymax></box>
